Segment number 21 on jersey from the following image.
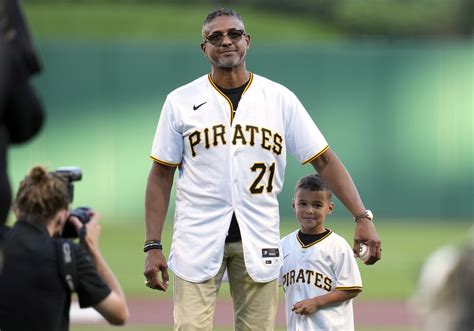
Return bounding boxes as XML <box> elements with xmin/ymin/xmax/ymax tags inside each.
<box><xmin>250</xmin><ymin>162</ymin><xmax>275</xmax><ymax>194</ymax></box>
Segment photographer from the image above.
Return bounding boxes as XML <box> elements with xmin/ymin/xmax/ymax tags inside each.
<box><xmin>0</xmin><ymin>166</ymin><xmax>128</xmax><ymax>330</ymax></box>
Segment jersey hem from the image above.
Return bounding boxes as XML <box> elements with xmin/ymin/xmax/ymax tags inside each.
<box><xmin>170</xmin><ymin>267</ymin><xmax>219</xmax><ymax>283</ymax></box>
<box><xmin>170</xmin><ymin>265</ymin><xmax>280</xmax><ymax>283</ymax></box>
<box><xmin>302</xmin><ymin>145</ymin><xmax>330</xmax><ymax>165</ymax></box>
<box><xmin>245</xmin><ymin>271</ymin><xmax>280</xmax><ymax>283</ymax></box>
<box><xmin>150</xmin><ymin>155</ymin><xmax>180</xmax><ymax>167</ymax></box>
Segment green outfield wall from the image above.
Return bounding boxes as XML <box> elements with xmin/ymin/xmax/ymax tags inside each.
<box><xmin>8</xmin><ymin>41</ymin><xmax>473</xmax><ymax>223</ymax></box>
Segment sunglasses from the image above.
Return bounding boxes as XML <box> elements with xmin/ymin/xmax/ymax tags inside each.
<box><xmin>204</xmin><ymin>30</ymin><xmax>246</xmax><ymax>46</ymax></box>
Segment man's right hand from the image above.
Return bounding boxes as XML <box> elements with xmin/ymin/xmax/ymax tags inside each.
<box><xmin>144</xmin><ymin>249</ymin><xmax>169</xmax><ymax>291</ymax></box>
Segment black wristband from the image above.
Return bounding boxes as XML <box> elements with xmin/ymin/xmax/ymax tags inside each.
<box><xmin>144</xmin><ymin>240</ymin><xmax>162</xmax><ymax>252</ymax></box>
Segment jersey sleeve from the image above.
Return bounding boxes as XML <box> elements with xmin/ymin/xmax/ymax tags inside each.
<box><xmin>150</xmin><ymin>96</ymin><xmax>183</xmax><ymax>166</ymax></box>
<box><xmin>333</xmin><ymin>241</ymin><xmax>363</xmax><ymax>291</ymax></box>
<box><xmin>284</xmin><ymin>91</ymin><xmax>329</xmax><ymax>164</ymax></box>
<box><xmin>74</xmin><ymin>244</ymin><xmax>111</xmax><ymax>308</ymax></box>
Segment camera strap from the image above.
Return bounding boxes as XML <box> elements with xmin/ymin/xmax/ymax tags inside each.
<box><xmin>55</xmin><ymin>239</ymin><xmax>77</xmax><ymax>293</ymax></box>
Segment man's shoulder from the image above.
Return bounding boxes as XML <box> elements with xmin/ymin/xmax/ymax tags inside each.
<box><xmin>252</xmin><ymin>73</ymin><xmax>295</xmax><ymax>94</ymax></box>
<box><xmin>167</xmin><ymin>74</ymin><xmax>209</xmax><ymax>99</ymax></box>
<box><xmin>325</xmin><ymin>231</ymin><xmax>352</xmax><ymax>250</ymax></box>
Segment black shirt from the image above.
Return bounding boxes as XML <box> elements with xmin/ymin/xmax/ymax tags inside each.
<box><xmin>298</xmin><ymin>228</ymin><xmax>332</xmax><ymax>246</ymax></box>
<box><xmin>216</xmin><ymin>82</ymin><xmax>248</xmax><ymax>243</ymax></box>
<box><xmin>0</xmin><ymin>220</ymin><xmax>110</xmax><ymax>331</ymax></box>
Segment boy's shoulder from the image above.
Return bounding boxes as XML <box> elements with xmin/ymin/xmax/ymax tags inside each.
<box><xmin>324</xmin><ymin>230</ymin><xmax>353</xmax><ymax>251</ymax></box>
<box><xmin>327</xmin><ymin>230</ymin><xmax>347</xmax><ymax>242</ymax></box>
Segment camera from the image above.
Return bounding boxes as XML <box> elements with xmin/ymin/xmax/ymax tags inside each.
<box><xmin>51</xmin><ymin>167</ymin><xmax>92</xmax><ymax>239</ymax></box>
<box><xmin>52</xmin><ymin>166</ymin><xmax>82</xmax><ymax>203</ymax></box>
<box><xmin>61</xmin><ymin>207</ymin><xmax>92</xmax><ymax>239</ymax></box>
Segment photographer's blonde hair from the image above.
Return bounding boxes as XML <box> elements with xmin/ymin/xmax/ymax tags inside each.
<box><xmin>14</xmin><ymin>166</ymin><xmax>69</xmax><ymax>224</ymax></box>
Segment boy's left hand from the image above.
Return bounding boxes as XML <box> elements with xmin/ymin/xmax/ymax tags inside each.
<box><xmin>292</xmin><ymin>298</ymin><xmax>320</xmax><ymax>315</ymax></box>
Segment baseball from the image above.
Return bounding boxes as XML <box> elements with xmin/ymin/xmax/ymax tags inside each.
<box><xmin>359</xmin><ymin>243</ymin><xmax>370</xmax><ymax>263</ymax></box>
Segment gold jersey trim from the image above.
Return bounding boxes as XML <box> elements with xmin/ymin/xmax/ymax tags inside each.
<box><xmin>335</xmin><ymin>286</ymin><xmax>363</xmax><ymax>291</ymax></box>
<box><xmin>297</xmin><ymin>229</ymin><xmax>333</xmax><ymax>248</ymax></box>
<box><xmin>208</xmin><ymin>72</ymin><xmax>254</xmax><ymax>124</ymax></box>
<box><xmin>150</xmin><ymin>155</ymin><xmax>180</xmax><ymax>167</ymax></box>
<box><xmin>302</xmin><ymin>145</ymin><xmax>330</xmax><ymax>165</ymax></box>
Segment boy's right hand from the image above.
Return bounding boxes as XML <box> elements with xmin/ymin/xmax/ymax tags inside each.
<box><xmin>292</xmin><ymin>298</ymin><xmax>320</xmax><ymax>315</ymax></box>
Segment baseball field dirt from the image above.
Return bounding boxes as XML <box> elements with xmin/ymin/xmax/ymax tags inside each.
<box><xmin>73</xmin><ymin>298</ymin><xmax>418</xmax><ymax>328</ymax></box>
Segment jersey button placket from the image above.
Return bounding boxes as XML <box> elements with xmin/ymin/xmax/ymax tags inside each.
<box><xmin>229</xmin><ymin>124</ymin><xmax>240</xmax><ymax>209</ymax></box>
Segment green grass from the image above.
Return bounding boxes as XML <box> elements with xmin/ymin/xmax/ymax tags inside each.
<box><xmin>23</xmin><ymin>2</ymin><xmax>342</xmax><ymax>42</ymax></box>
<box><xmin>96</xmin><ymin>218</ymin><xmax>472</xmax><ymax>300</ymax></box>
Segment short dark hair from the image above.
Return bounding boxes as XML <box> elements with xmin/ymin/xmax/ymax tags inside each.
<box><xmin>295</xmin><ymin>174</ymin><xmax>332</xmax><ymax>199</ymax></box>
<box><xmin>203</xmin><ymin>8</ymin><xmax>243</xmax><ymax>27</ymax></box>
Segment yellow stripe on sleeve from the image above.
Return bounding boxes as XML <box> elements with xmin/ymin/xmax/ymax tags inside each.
<box><xmin>150</xmin><ymin>156</ymin><xmax>180</xmax><ymax>167</ymax></box>
<box><xmin>335</xmin><ymin>286</ymin><xmax>363</xmax><ymax>291</ymax></box>
<box><xmin>302</xmin><ymin>145</ymin><xmax>330</xmax><ymax>165</ymax></box>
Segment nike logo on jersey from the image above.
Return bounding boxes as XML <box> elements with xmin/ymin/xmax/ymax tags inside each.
<box><xmin>283</xmin><ymin>254</ymin><xmax>290</xmax><ymax>259</ymax></box>
<box><xmin>193</xmin><ymin>102</ymin><xmax>207</xmax><ymax>110</ymax></box>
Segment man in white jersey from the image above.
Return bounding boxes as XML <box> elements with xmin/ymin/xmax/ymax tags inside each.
<box><xmin>144</xmin><ymin>8</ymin><xmax>380</xmax><ymax>330</ymax></box>
<box><xmin>280</xmin><ymin>174</ymin><xmax>362</xmax><ymax>331</ymax></box>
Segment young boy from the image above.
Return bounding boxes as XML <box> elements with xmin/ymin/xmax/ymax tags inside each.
<box><xmin>280</xmin><ymin>174</ymin><xmax>363</xmax><ymax>331</ymax></box>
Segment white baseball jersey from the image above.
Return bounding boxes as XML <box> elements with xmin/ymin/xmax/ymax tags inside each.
<box><xmin>150</xmin><ymin>73</ymin><xmax>328</xmax><ymax>282</ymax></box>
<box><xmin>280</xmin><ymin>229</ymin><xmax>363</xmax><ymax>331</ymax></box>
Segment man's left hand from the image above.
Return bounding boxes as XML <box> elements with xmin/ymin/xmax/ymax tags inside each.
<box><xmin>354</xmin><ymin>218</ymin><xmax>381</xmax><ymax>265</ymax></box>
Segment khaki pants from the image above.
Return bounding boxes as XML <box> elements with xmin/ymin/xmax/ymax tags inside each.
<box><xmin>173</xmin><ymin>241</ymin><xmax>278</xmax><ymax>331</ymax></box>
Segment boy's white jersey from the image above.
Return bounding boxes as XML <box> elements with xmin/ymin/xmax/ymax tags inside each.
<box><xmin>151</xmin><ymin>73</ymin><xmax>328</xmax><ymax>282</ymax></box>
<box><xmin>280</xmin><ymin>229</ymin><xmax>363</xmax><ymax>331</ymax></box>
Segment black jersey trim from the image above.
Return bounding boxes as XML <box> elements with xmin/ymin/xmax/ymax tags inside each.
<box><xmin>297</xmin><ymin>229</ymin><xmax>333</xmax><ymax>248</ymax></box>
<box><xmin>150</xmin><ymin>155</ymin><xmax>180</xmax><ymax>167</ymax></box>
<box><xmin>302</xmin><ymin>145</ymin><xmax>330</xmax><ymax>165</ymax></box>
<box><xmin>208</xmin><ymin>72</ymin><xmax>254</xmax><ymax>125</ymax></box>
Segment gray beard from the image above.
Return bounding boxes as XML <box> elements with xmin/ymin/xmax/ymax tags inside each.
<box><xmin>215</xmin><ymin>49</ymin><xmax>247</xmax><ymax>69</ymax></box>
<box><xmin>216</xmin><ymin>57</ymin><xmax>242</xmax><ymax>69</ymax></box>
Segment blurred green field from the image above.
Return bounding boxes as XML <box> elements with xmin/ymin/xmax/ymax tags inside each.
<box><xmin>23</xmin><ymin>2</ymin><xmax>341</xmax><ymax>42</ymax></box>
<box><xmin>95</xmin><ymin>218</ymin><xmax>471</xmax><ymax>300</ymax></box>
<box><xmin>10</xmin><ymin>2</ymin><xmax>470</xmax><ymax>331</ymax></box>
<box><xmin>13</xmin><ymin>2</ymin><xmax>471</xmax><ymax>331</ymax></box>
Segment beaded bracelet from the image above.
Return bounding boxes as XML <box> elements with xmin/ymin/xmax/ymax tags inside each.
<box><xmin>144</xmin><ymin>239</ymin><xmax>162</xmax><ymax>252</ymax></box>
